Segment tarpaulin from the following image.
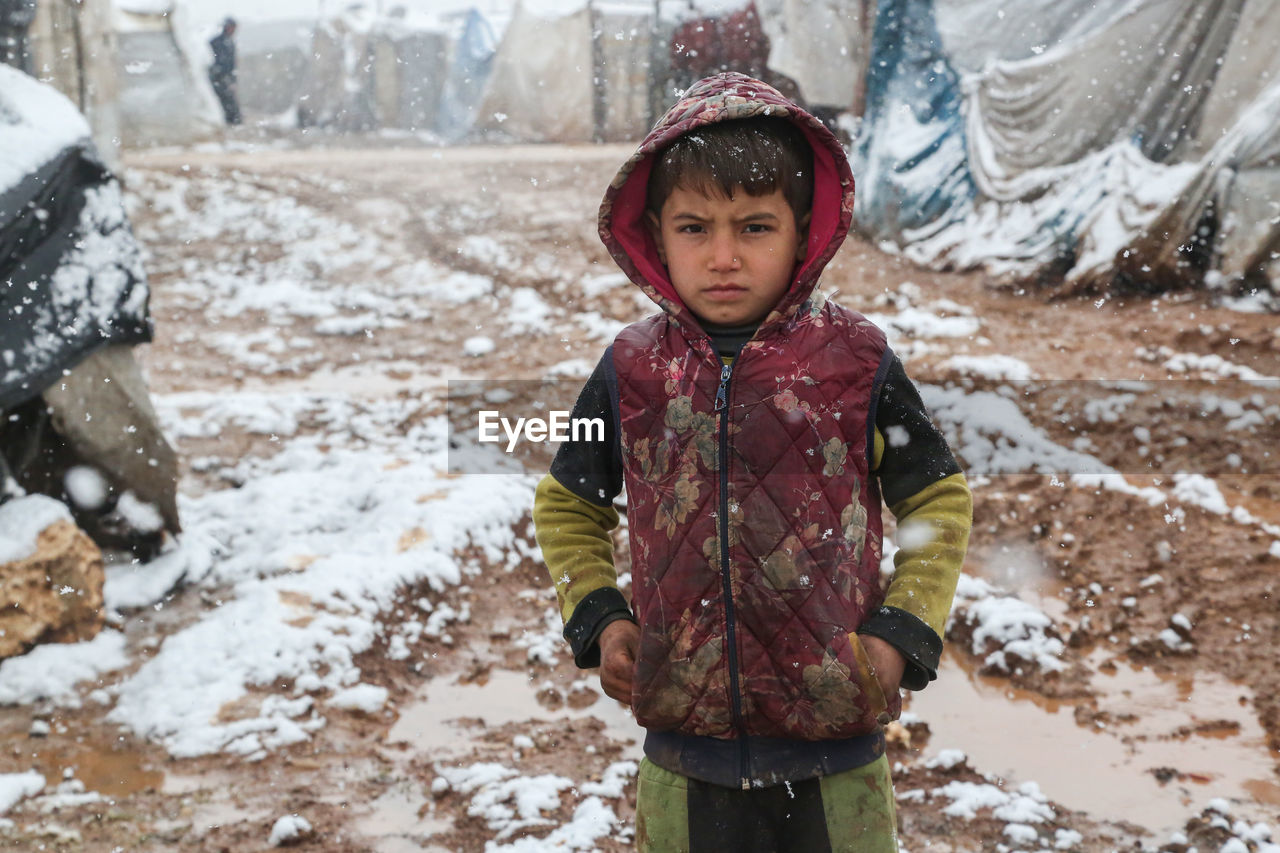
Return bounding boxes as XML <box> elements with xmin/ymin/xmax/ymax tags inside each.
<box><xmin>1</xmin><ymin>66</ymin><xmax>151</xmax><ymax>410</ymax></box>
<box><xmin>851</xmin><ymin>0</ymin><xmax>1280</xmax><ymax>299</ymax></box>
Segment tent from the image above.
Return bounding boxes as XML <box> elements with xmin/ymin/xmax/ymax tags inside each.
<box><xmin>852</xmin><ymin>0</ymin><xmax>1280</xmax><ymax>301</ymax></box>
<box><xmin>470</xmin><ymin>0</ymin><xmax>654</xmax><ymax>143</ymax></box>
<box><xmin>757</xmin><ymin>0</ymin><xmax>873</xmax><ymax>114</ymax></box>
<box><xmin>112</xmin><ymin>0</ymin><xmax>219</xmax><ymax>146</ymax></box>
<box><xmin>300</xmin><ymin>6</ymin><xmax>453</xmax><ymax>134</ymax></box>
<box><xmin>371</xmin><ymin>20</ymin><xmax>450</xmax><ymax>133</ymax></box>
<box><xmin>236</xmin><ymin>19</ymin><xmax>315</xmax><ymax>120</ymax></box>
<box><xmin>1</xmin><ymin>65</ymin><xmax>179</xmax><ymax>556</ymax></box>
<box><xmin>6</xmin><ymin>0</ymin><xmax>122</xmax><ymax>166</ymax></box>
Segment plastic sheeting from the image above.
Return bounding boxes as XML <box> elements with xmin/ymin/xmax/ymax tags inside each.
<box><xmin>758</xmin><ymin>0</ymin><xmax>871</xmax><ymax>109</ymax></box>
<box><xmin>0</xmin><ymin>66</ymin><xmax>150</xmax><ymax>411</ymax></box>
<box><xmin>853</xmin><ymin>0</ymin><xmax>1280</xmax><ymax>298</ymax></box>
<box><xmin>853</xmin><ymin>0</ymin><xmax>973</xmax><ymax>236</ymax></box>
<box><xmin>114</xmin><ymin>13</ymin><xmax>218</xmax><ymax>147</ymax></box>
<box><xmin>437</xmin><ymin>9</ymin><xmax>498</xmax><ymax>140</ymax></box>
<box><xmin>471</xmin><ymin>0</ymin><xmax>654</xmax><ymax>143</ymax></box>
<box><xmin>472</xmin><ymin>2</ymin><xmax>594</xmax><ymax>142</ymax></box>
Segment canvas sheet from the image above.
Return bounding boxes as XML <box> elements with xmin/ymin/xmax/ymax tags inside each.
<box><xmin>0</xmin><ymin>68</ymin><xmax>150</xmax><ymax>410</ymax></box>
<box><xmin>472</xmin><ymin>1</ymin><xmax>594</xmax><ymax>142</ymax></box>
<box><xmin>854</xmin><ymin>0</ymin><xmax>1280</xmax><ymax>296</ymax></box>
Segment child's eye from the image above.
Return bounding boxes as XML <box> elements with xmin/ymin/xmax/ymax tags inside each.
<box><xmin>744</xmin><ymin>224</ymin><xmax>772</xmax><ymax>234</ymax></box>
<box><xmin>677</xmin><ymin>224</ymin><xmax>705</xmax><ymax>234</ymax></box>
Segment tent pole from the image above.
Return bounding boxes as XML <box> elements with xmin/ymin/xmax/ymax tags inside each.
<box><xmin>588</xmin><ymin>0</ymin><xmax>606</xmax><ymax>142</ymax></box>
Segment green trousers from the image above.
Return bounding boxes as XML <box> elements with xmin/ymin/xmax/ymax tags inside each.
<box><xmin>635</xmin><ymin>755</ymin><xmax>899</xmax><ymax>852</ymax></box>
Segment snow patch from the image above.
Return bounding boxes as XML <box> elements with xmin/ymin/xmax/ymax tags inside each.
<box><xmin>268</xmin><ymin>814</ymin><xmax>313</xmax><ymax>845</ymax></box>
<box><xmin>0</xmin><ymin>495</ymin><xmax>73</xmax><ymax>564</ymax></box>
<box><xmin>0</xmin><ymin>631</ymin><xmax>129</xmax><ymax>707</ymax></box>
<box><xmin>0</xmin><ymin>771</ymin><xmax>46</xmax><ymax>815</ymax></box>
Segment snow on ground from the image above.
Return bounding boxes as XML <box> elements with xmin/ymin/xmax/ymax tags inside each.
<box><xmin>0</xmin><ymin>771</ymin><xmax>46</xmax><ymax>817</ymax></box>
<box><xmin>948</xmin><ymin>575</ymin><xmax>1066</xmax><ymax>675</ymax></box>
<box><xmin>939</xmin><ymin>353</ymin><xmax>1034</xmax><ymax>380</ymax></box>
<box><xmin>6</xmin><ymin>150</ymin><xmax>1277</xmax><ymax>847</ymax></box>
<box><xmin>108</xmin><ymin>411</ymin><xmax>534</xmax><ymax>758</ymax></box>
<box><xmin>1</xmin><ymin>389</ymin><xmax>537</xmax><ymax>761</ymax></box>
<box><xmin>433</xmin><ymin>760</ymin><xmax>632</xmax><ymax>851</ymax></box>
<box><xmin>0</xmin><ymin>631</ymin><xmax>129</xmax><ymax>707</ymax></box>
<box><xmin>1137</xmin><ymin>345</ymin><xmax>1278</xmax><ymax>381</ymax></box>
<box><xmin>0</xmin><ymin>495</ymin><xmax>73</xmax><ymax>563</ymax></box>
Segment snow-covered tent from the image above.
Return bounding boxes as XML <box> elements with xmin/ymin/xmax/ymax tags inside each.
<box><xmin>300</xmin><ymin>6</ymin><xmax>452</xmax><ymax>134</ymax></box>
<box><xmin>235</xmin><ymin>19</ymin><xmax>315</xmax><ymax>120</ymax></box>
<box><xmin>757</xmin><ymin>0</ymin><xmax>874</xmax><ymax>114</ymax></box>
<box><xmin>436</xmin><ymin>7</ymin><xmax>499</xmax><ymax>140</ymax></box>
<box><xmin>7</xmin><ymin>0</ymin><xmax>123</xmax><ymax>165</ymax></box>
<box><xmin>1</xmin><ymin>65</ymin><xmax>179</xmax><ymax>556</ymax></box>
<box><xmin>113</xmin><ymin>0</ymin><xmax>218</xmax><ymax>146</ymax></box>
<box><xmin>371</xmin><ymin>19</ymin><xmax>450</xmax><ymax>133</ymax></box>
<box><xmin>471</xmin><ymin>0</ymin><xmax>653</xmax><ymax>143</ymax></box>
<box><xmin>853</xmin><ymin>0</ymin><xmax>1280</xmax><ymax>302</ymax></box>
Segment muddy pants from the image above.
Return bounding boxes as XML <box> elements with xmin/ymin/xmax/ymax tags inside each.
<box><xmin>635</xmin><ymin>755</ymin><xmax>898</xmax><ymax>852</ymax></box>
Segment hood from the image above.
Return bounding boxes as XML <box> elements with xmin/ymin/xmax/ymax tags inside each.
<box><xmin>598</xmin><ymin>72</ymin><xmax>855</xmax><ymax>337</ymax></box>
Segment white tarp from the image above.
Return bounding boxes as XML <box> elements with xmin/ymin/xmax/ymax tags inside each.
<box><xmin>857</xmin><ymin>0</ymin><xmax>1280</xmax><ymax>299</ymax></box>
<box><xmin>472</xmin><ymin>1</ymin><xmax>594</xmax><ymax>142</ymax></box>
<box><xmin>758</xmin><ymin>0</ymin><xmax>872</xmax><ymax>109</ymax></box>
<box><xmin>473</xmin><ymin>0</ymin><xmax>652</xmax><ymax>142</ymax></box>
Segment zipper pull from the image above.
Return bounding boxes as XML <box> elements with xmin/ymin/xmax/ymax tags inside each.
<box><xmin>714</xmin><ymin>363</ymin><xmax>733</xmax><ymax>411</ymax></box>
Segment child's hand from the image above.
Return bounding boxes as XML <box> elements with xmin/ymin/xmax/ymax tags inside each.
<box><xmin>597</xmin><ymin>619</ymin><xmax>640</xmax><ymax>706</ymax></box>
<box><xmin>858</xmin><ymin>635</ymin><xmax>906</xmax><ymax>700</ymax></box>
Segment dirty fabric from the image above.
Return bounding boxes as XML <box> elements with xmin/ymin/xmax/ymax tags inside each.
<box><xmin>855</xmin><ymin>0</ymin><xmax>1280</xmax><ymax>295</ymax></box>
<box><xmin>635</xmin><ymin>755</ymin><xmax>898</xmax><ymax>852</ymax></box>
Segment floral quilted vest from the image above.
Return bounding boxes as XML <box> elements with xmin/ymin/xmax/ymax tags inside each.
<box><xmin>599</xmin><ymin>73</ymin><xmax>893</xmax><ymax>743</ymax></box>
<box><xmin>613</xmin><ymin>296</ymin><xmax>889</xmax><ymax>740</ymax></box>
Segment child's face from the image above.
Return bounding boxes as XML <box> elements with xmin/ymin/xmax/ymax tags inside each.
<box><xmin>647</xmin><ymin>184</ymin><xmax>808</xmax><ymax>327</ymax></box>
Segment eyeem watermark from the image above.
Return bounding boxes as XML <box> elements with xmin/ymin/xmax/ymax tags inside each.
<box><xmin>450</xmin><ymin>376</ymin><xmax>1280</xmax><ymax>476</ymax></box>
<box><xmin>477</xmin><ymin>410</ymin><xmax>604</xmax><ymax>452</ymax></box>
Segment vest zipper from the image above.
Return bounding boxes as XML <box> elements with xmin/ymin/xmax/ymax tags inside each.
<box><xmin>714</xmin><ymin>360</ymin><xmax>751</xmax><ymax>789</ymax></box>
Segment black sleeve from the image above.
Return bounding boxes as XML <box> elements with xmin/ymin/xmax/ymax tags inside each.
<box><xmin>859</xmin><ymin>607</ymin><xmax>942</xmax><ymax>690</ymax></box>
<box><xmin>564</xmin><ymin>588</ymin><xmax>635</xmax><ymax>668</ymax></box>
<box><xmin>549</xmin><ymin>347</ymin><xmax>624</xmax><ymax>507</ymax></box>
<box><xmin>862</xmin><ymin>354</ymin><xmax>963</xmax><ymax>688</ymax></box>
<box><xmin>873</xmin><ymin>355</ymin><xmax>962</xmax><ymax>507</ymax></box>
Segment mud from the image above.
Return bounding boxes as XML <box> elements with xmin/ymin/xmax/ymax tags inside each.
<box><xmin>0</xmin><ymin>137</ymin><xmax>1276</xmax><ymax>851</ymax></box>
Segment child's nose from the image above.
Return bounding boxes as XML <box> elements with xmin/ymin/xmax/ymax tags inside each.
<box><xmin>708</xmin><ymin>235</ymin><xmax>742</xmax><ymax>271</ymax></box>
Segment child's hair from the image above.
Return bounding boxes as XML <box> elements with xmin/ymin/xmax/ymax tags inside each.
<box><xmin>646</xmin><ymin>116</ymin><xmax>814</xmax><ymax>220</ymax></box>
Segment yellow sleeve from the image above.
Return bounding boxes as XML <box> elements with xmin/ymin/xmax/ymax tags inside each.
<box><xmin>883</xmin><ymin>471</ymin><xmax>972</xmax><ymax>637</ymax></box>
<box><xmin>533</xmin><ymin>473</ymin><xmax>621</xmax><ymax>623</ymax></box>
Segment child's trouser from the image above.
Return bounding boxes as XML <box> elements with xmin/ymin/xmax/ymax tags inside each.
<box><xmin>634</xmin><ymin>754</ymin><xmax>899</xmax><ymax>852</ymax></box>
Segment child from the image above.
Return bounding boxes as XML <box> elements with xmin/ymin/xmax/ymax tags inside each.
<box><xmin>533</xmin><ymin>73</ymin><xmax>971</xmax><ymax>852</ymax></box>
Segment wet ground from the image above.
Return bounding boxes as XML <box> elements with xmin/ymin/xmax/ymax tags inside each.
<box><xmin>1</xmin><ymin>136</ymin><xmax>1277</xmax><ymax>851</ymax></box>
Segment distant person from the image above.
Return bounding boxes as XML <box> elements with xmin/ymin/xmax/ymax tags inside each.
<box><xmin>208</xmin><ymin>17</ymin><xmax>240</xmax><ymax>125</ymax></box>
<box><xmin>533</xmin><ymin>72</ymin><xmax>971</xmax><ymax>850</ymax></box>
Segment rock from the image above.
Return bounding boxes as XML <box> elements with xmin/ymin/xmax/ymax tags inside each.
<box><xmin>1</xmin><ymin>510</ymin><xmax>105</xmax><ymax>660</ymax></box>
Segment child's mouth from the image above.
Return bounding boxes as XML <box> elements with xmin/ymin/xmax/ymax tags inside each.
<box><xmin>704</xmin><ymin>284</ymin><xmax>747</xmax><ymax>299</ymax></box>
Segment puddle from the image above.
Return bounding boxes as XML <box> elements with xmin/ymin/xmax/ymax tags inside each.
<box><xmin>910</xmin><ymin>649</ymin><xmax>1280</xmax><ymax>835</ymax></box>
<box><xmin>354</xmin><ymin>783</ymin><xmax>454</xmax><ymax>851</ymax></box>
<box><xmin>370</xmin><ymin>669</ymin><xmax>641</xmax><ymax>848</ymax></box>
<box><xmin>387</xmin><ymin>669</ymin><xmax>643</xmax><ymax>758</ymax></box>
<box><xmin>5</xmin><ymin>732</ymin><xmax>164</xmax><ymax>798</ymax></box>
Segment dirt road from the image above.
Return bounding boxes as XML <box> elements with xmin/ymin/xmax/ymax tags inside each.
<box><xmin>1</xmin><ymin>139</ymin><xmax>1276</xmax><ymax>851</ymax></box>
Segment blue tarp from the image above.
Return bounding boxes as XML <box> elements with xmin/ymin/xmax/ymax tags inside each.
<box><xmin>436</xmin><ymin>9</ymin><xmax>498</xmax><ymax>141</ymax></box>
<box><xmin>850</xmin><ymin>0</ymin><xmax>1280</xmax><ymax>301</ymax></box>
<box><xmin>852</xmin><ymin>0</ymin><xmax>973</xmax><ymax>239</ymax></box>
